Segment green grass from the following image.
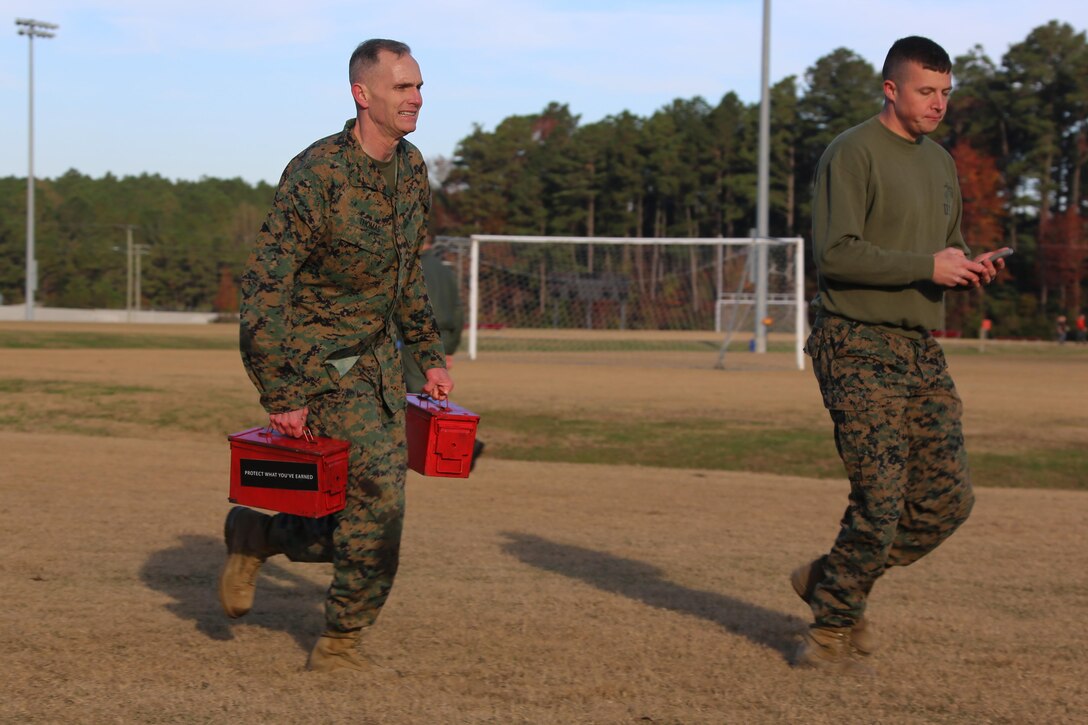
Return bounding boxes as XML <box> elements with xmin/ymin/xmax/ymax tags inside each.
<box><xmin>2</xmin><ymin>378</ymin><xmax>1082</xmax><ymax>490</ymax></box>
<box><xmin>2</xmin><ymin>328</ymin><xmax>1083</xmax><ymax>490</ymax></box>
<box><xmin>0</xmin><ymin>330</ymin><xmax>236</xmax><ymax>350</ymax></box>
<box><xmin>0</xmin><ymin>378</ymin><xmax>262</xmax><ymax>438</ymax></box>
<box><xmin>482</xmin><ymin>411</ymin><xmax>842</xmax><ymax>477</ymax></box>
<box><xmin>969</xmin><ymin>448</ymin><xmax>1088</xmax><ymax>491</ymax></box>
<box><xmin>4</xmin><ymin>326</ymin><xmax>1085</xmax><ymax>359</ymax></box>
<box><xmin>0</xmin><ymin>329</ymin><xmax>769</xmax><ymax>354</ymax></box>
<box><xmin>0</xmin><ymin>379</ymin><xmax>155</xmax><ymax>395</ymax></box>
<box><xmin>480</xmin><ymin>410</ymin><xmax>1087</xmax><ymax>491</ymax></box>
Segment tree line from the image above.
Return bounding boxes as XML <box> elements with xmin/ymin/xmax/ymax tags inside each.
<box><xmin>434</xmin><ymin>20</ymin><xmax>1087</xmax><ymax>337</ymax></box>
<box><xmin>0</xmin><ymin>21</ymin><xmax>1083</xmax><ymax>337</ymax></box>
<box><xmin>0</xmin><ymin>173</ymin><xmax>271</xmax><ymax>313</ymax></box>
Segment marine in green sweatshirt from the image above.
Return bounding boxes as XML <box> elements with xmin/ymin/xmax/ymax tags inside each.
<box><xmin>791</xmin><ymin>36</ymin><xmax>1005</xmax><ymax>676</ymax></box>
<box><xmin>811</xmin><ymin>115</ymin><xmax>969</xmax><ymax>337</ymax></box>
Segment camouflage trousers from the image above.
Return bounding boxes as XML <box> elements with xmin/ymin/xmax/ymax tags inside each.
<box><xmin>805</xmin><ymin>315</ymin><xmax>975</xmax><ymax>629</ymax></box>
<box><xmin>266</xmin><ymin>358</ymin><xmax>407</xmax><ymax>635</ymax></box>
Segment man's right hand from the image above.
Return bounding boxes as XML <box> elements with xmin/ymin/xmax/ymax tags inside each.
<box><xmin>932</xmin><ymin>247</ymin><xmax>985</xmax><ymax>288</ymax></box>
<box><xmin>269</xmin><ymin>407</ymin><xmax>309</xmax><ymax>438</ymax></box>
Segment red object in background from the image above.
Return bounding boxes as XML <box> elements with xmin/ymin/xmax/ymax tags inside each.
<box><xmin>406</xmin><ymin>394</ymin><xmax>480</xmax><ymax>478</ymax></box>
<box><xmin>228</xmin><ymin>427</ymin><xmax>349</xmax><ymax>517</ymax></box>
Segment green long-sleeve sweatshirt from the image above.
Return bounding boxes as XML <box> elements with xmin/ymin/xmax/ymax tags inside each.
<box><xmin>811</xmin><ymin>116</ymin><xmax>968</xmax><ymax>337</ymax></box>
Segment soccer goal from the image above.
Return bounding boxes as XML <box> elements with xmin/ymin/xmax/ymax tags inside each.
<box><xmin>436</xmin><ymin>235</ymin><xmax>806</xmax><ymax>370</ymax></box>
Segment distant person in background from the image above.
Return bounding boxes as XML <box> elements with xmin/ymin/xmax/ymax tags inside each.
<box><xmin>1056</xmin><ymin>315</ymin><xmax>1068</xmax><ymax>344</ymax></box>
<box><xmin>402</xmin><ymin>241</ymin><xmax>485</xmax><ymax>470</ymax></box>
<box><xmin>978</xmin><ymin>317</ymin><xmax>993</xmax><ymax>352</ymax></box>
<box><xmin>796</xmin><ymin>35</ymin><xmax>1008</xmax><ymax>674</ymax></box>
<box><xmin>1075</xmin><ymin>313</ymin><xmax>1086</xmax><ymax>344</ymax></box>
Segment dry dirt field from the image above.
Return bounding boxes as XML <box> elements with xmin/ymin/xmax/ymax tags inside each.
<box><xmin>1</xmin><ymin>323</ymin><xmax>1086</xmax><ymax>724</ymax></box>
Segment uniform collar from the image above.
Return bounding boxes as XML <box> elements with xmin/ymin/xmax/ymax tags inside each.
<box><xmin>341</xmin><ymin>118</ymin><xmax>403</xmax><ymax>195</ymax></box>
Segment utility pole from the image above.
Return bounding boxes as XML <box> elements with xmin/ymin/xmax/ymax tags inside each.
<box><xmin>15</xmin><ymin>18</ymin><xmax>58</xmax><ymax>322</ymax></box>
<box><xmin>112</xmin><ymin>224</ymin><xmax>140</xmax><ymax>321</ymax></box>
<box><xmin>754</xmin><ymin>0</ymin><xmax>772</xmax><ymax>354</ymax></box>
<box><xmin>134</xmin><ymin>244</ymin><xmax>150</xmax><ymax>315</ymax></box>
<box><xmin>125</xmin><ymin>226</ymin><xmax>135</xmax><ymax>321</ymax></box>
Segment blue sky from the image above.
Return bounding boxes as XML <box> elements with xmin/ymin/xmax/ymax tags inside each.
<box><xmin>1</xmin><ymin>0</ymin><xmax>1085</xmax><ymax>185</ymax></box>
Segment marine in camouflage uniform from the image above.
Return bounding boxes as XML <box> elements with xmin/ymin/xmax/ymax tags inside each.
<box><xmin>219</xmin><ymin>39</ymin><xmax>452</xmax><ymax>674</ymax></box>
<box><xmin>794</xmin><ymin>36</ymin><xmax>1006</xmax><ymax>673</ymax></box>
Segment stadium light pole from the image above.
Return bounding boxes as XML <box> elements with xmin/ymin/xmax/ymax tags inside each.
<box><xmin>15</xmin><ymin>18</ymin><xmax>58</xmax><ymax>322</ymax></box>
<box><xmin>754</xmin><ymin>0</ymin><xmax>771</xmax><ymax>354</ymax></box>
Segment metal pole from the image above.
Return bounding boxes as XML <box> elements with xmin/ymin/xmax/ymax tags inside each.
<box><xmin>126</xmin><ymin>226</ymin><xmax>134</xmax><ymax>322</ymax></box>
<box><xmin>795</xmin><ymin>237</ymin><xmax>806</xmax><ymax>370</ymax></box>
<box><xmin>715</xmin><ymin>242</ymin><xmax>724</xmax><ymax>332</ymax></box>
<box><xmin>16</xmin><ymin>19</ymin><xmax>58</xmax><ymax>322</ymax></box>
<box><xmin>135</xmin><ymin>245</ymin><xmax>145</xmax><ymax>315</ymax></box>
<box><xmin>25</xmin><ymin>31</ymin><xmax>34</xmax><ymax>320</ymax></box>
<box><xmin>136</xmin><ymin>249</ymin><xmax>141</xmax><ymax>315</ymax></box>
<box><xmin>754</xmin><ymin>0</ymin><xmax>771</xmax><ymax>353</ymax></box>
<box><xmin>468</xmin><ymin>236</ymin><xmax>480</xmax><ymax>360</ymax></box>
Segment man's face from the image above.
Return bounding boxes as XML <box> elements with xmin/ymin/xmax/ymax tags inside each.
<box><xmin>358</xmin><ymin>51</ymin><xmax>423</xmax><ymax>141</ymax></box>
<box><xmin>883</xmin><ymin>61</ymin><xmax>952</xmax><ymax>141</ymax></box>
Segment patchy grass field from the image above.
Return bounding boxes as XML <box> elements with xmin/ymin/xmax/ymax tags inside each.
<box><xmin>1</xmin><ymin>321</ymin><xmax>1086</xmax><ymax>723</ymax></box>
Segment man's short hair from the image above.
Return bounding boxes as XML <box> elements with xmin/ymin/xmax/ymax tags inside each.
<box><xmin>882</xmin><ymin>36</ymin><xmax>952</xmax><ymax>81</ymax></box>
<box><xmin>349</xmin><ymin>39</ymin><xmax>412</xmax><ymax>84</ymax></box>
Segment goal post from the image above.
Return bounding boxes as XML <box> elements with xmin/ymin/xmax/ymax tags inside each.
<box><xmin>458</xmin><ymin>234</ymin><xmax>806</xmax><ymax>370</ymax></box>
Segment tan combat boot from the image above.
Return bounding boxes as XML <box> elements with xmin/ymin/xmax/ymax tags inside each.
<box><xmin>217</xmin><ymin>506</ymin><xmax>274</xmax><ymax>618</ymax></box>
<box><xmin>306</xmin><ymin>632</ymin><xmax>376</xmax><ymax>673</ymax></box>
<box><xmin>791</xmin><ymin>559</ymin><xmax>877</xmax><ymax>654</ymax></box>
<box><xmin>793</xmin><ymin>626</ymin><xmax>875</xmax><ymax>676</ymax></box>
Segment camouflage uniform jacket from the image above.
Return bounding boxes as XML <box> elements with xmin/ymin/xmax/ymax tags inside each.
<box><xmin>240</xmin><ymin>119</ymin><xmax>445</xmax><ymax>413</ymax></box>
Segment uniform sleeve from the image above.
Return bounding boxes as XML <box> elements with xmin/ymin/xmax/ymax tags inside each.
<box><xmin>239</xmin><ymin>173</ymin><xmax>324</xmax><ymax>412</ymax></box>
<box><xmin>812</xmin><ymin>146</ymin><xmax>935</xmax><ymax>286</ymax></box>
<box><xmin>394</xmin><ymin>172</ymin><xmax>446</xmax><ymax>373</ymax></box>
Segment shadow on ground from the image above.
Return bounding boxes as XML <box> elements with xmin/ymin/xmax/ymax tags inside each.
<box><xmin>139</xmin><ymin>534</ymin><xmax>325</xmax><ymax>652</ymax></box>
<box><xmin>501</xmin><ymin>532</ymin><xmax>801</xmax><ymax>660</ymax></box>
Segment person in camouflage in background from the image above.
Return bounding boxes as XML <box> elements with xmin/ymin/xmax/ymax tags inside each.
<box><xmin>401</xmin><ymin>240</ymin><xmax>462</xmax><ymax>395</ymax></box>
<box><xmin>219</xmin><ymin>38</ymin><xmax>454</xmax><ymax>674</ymax></box>
<box><xmin>794</xmin><ymin>36</ymin><xmax>1009</xmax><ymax>674</ymax></box>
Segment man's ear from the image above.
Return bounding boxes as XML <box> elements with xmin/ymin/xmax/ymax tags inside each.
<box><xmin>882</xmin><ymin>78</ymin><xmax>897</xmax><ymax>105</ymax></box>
<box><xmin>351</xmin><ymin>81</ymin><xmax>369</xmax><ymax>108</ymax></box>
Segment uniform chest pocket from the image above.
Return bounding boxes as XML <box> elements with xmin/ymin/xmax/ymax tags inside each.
<box><xmin>320</xmin><ymin>232</ymin><xmax>397</xmax><ymax>291</ymax></box>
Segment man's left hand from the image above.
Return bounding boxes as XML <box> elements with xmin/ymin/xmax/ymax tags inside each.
<box><xmin>422</xmin><ymin>367</ymin><xmax>454</xmax><ymax>401</ymax></box>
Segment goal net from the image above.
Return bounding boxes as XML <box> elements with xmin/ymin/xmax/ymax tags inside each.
<box><xmin>433</xmin><ymin>235</ymin><xmax>806</xmax><ymax>370</ymax></box>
